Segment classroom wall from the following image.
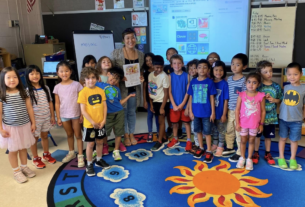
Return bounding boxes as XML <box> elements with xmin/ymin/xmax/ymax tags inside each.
<box><xmin>0</xmin><ymin>0</ymin><xmax>44</xmax><ymax>58</ymax></box>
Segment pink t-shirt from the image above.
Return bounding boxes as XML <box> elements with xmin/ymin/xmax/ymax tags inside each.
<box><xmin>239</xmin><ymin>91</ymin><xmax>265</xmax><ymax>129</ymax></box>
<box><xmin>53</xmin><ymin>81</ymin><xmax>83</xmax><ymax>118</ymax></box>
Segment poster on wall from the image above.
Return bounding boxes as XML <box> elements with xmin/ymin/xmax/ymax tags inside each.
<box><xmin>95</xmin><ymin>0</ymin><xmax>106</xmax><ymax>10</ymax></box>
<box><xmin>134</xmin><ymin>27</ymin><xmax>146</xmax><ymax>44</ymax></box>
<box><xmin>114</xmin><ymin>0</ymin><xmax>125</xmax><ymax>9</ymax></box>
<box><xmin>90</xmin><ymin>23</ymin><xmax>105</xmax><ymax>30</ymax></box>
<box><xmin>133</xmin><ymin>0</ymin><xmax>144</xmax><ymax>8</ymax></box>
<box><xmin>131</xmin><ymin>12</ymin><xmax>148</xmax><ymax>26</ymax></box>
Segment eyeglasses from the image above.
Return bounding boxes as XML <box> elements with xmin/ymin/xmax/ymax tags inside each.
<box><xmin>208</xmin><ymin>57</ymin><xmax>218</xmax><ymax>61</ymax></box>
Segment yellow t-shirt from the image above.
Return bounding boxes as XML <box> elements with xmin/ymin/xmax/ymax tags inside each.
<box><xmin>77</xmin><ymin>86</ymin><xmax>106</xmax><ymax>128</ymax></box>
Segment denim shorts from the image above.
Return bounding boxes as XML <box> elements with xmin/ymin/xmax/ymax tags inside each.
<box><xmin>61</xmin><ymin>116</ymin><xmax>80</xmax><ymax>122</ymax></box>
<box><xmin>279</xmin><ymin>119</ymin><xmax>302</xmax><ymax>141</ymax></box>
<box><xmin>193</xmin><ymin>117</ymin><xmax>212</xmax><ymax>135</ymax></box>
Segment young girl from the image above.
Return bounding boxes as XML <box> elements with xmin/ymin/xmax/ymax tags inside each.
<box><xmin>254</xmin><ymin>61</ymin><xmax>282</xmax><ymax>165</ymax></box>
<box><xmin>96</xmin><ymin>56</ymin><xmax>112</xmax><ymax>83</ymax></box>
<box><xmin>0</xmin><ymin>67</ymin><xmax>36</xmax><ymax>183</ymax></box>
<box><xmin>26</xmin><ymin>65</ymin><xmax>56</xmax><ymax>169</ymax></box>
<box><xmin>53</xmin><ymin>61</ymin><xmax>84</xmax><ymax>167</ymax></box>
<box><xmin>235</xmin><ymin>73</ymin><xmax>266</xmax><ymax>170</ymax></box>
<box><xmin>207</xmin><ymin>52</ymin><xmax>221</xmax><ymax>66</ymax></box>
<box><xmin>210</xmin><ymin>61</ymin><xmax>229</xmax><ymax>157</ymax></box>
<box><xmin>143</xmin><ymin>53</ymin><xmax>159</xmax><ymax>142</ymax></box>
<box><xmin>82</xmin><ymin>55</ymin><xmax>97</xmax><ymax>68</ymax></box>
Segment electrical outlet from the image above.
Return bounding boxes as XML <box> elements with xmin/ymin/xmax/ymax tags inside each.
<box><xmin>14</xmin><ymin>20</ymin><xmax>19</xmax><ymax>27</ymax></box>
<box><xmin>8</xmin><ymin>20</ymin><xmax>19</xmax><ymax>27</ymax></box>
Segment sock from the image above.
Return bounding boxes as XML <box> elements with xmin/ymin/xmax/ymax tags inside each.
<box><xmin>20</xmin><ymin>164</ymin><xmax>27</xmax><ymax>169</ymax></box>
<box><xmin>96</xmin><ymin>157</ymin><xmax>101</xmax><ymax>161</ymax></box>
<box><xmin>87</xmin><ymin>161</ymin><xmax>92</xmax><ymax>166</ymax></box>
<box><xmin>187</xmin><ymin>138</ymin><xmax>191</xmax><ymax>141</ymax></box>
<box><xmin>69</xmin><ymin>150</ymin><xmax>74</xmax><ymax>154</ymax></box>
<box><xmin>13</xmin><ymin>167</ymin><xmax>20</xmax><ymax>173</ymax></box>
<box><xmin>173</xmin><ymin>136</ymin><xmax>178</xmax><ymax>140</ymax></box>
<box><xmin>265</xmin><ymin>151</ymin><xmax>270</xmax><ymax>156</ymax></box>
<box><xmin>206</xmin><ymin>150</ymin><xmax>211</xmax><ymax>153</ymax></box>
<box><xmin>200</xmin><ymin>147</ymin><xmax>204</xmax><ymax>150</ymax></box>
<box><xmin>33</xmin><ymin>156</ymin><xmax>39</xmax><ymax>160</ymax></box>
<box><xmin>255</xmin><ymin>150</ymin><xmax>259</xmax><ymax>154</ymax></box>
<box><xmin>43</xmin><ymin>152</ymin><xmax>49</xmax><ymax>156</ymax></box>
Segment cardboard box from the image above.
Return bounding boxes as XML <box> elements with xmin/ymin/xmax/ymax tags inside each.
<box><xmin>48</xmin><ymin>39</ymin><xmax>59</xmax><ymax>44</ymax></box>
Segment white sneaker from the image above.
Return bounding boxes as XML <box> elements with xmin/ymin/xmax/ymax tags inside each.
<box><xmin>14</xmin><ymin>171</ymin><xmax>28</xmax><ymax>184</ymax></box>
<box><xmin>246</xmin><ymin>158</ymin><xmax>253</xmax><ymax>170</ymax></box>
<box><xmin>62</xmin><ymin>152</ymin><xmax>76</xmax><ymax>163</ymax></box>
<box><xmin>78</xmin><ymin>155</ymin><xmax>85</xmax><ymax>168</ymax></box>
<box><xmin>236</xmin><ymin>157</ymin><xmax>245</xmax><ymax>169</ymax></box>
<box><xmin>112</xmin><ymin>150</ymin><xmax>122</xmax><ymax>161</ymax></box>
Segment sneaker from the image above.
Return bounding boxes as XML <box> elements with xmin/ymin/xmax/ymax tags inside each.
<box><xmin>214</xmin><ymin>147</ymin><xmax>224</xmax><ymax>157</ymax></box>
<box><xmin>167</xmin><ymin>138</ymin><xmax>180</xmax><ymax>148</ymax></box>
<box><xmin>193</xmin><ymin>149</ymin><xmax>205</xmax><ymax>159</ymax></box>
<box><xmin>95</xmin><ymin>159</ymin><xmax>111</xmax><ymax>169</ymax></box>
<box><xmin>264</xmin><ymin>153</ymin><xmax>275</xmax><ymax>165</ymax></box>
<box><xmin>112</xmin><ymin>150</ymin><xmax>122</xmax><ymax>161</ymax></box>
<box><xmin>246</xmin><ymin>158</ymin><xmax>253</xmax><ymax>170</ymax></box>
<box><xmin>203</xmin><ymin>152</ymin><xmax>213</xmax><ymax>163</ymax></box>
<box><xmin>62</xmin><ymin>152</ymin><xmax>76</xmax><ymax>163</ymax></box>
<box><xmin>289</xmin><ymin>159</ymin><xmax>298</xmax><ymax>170</ymax></box>
<box><xmin>21</xmin><ymin>166</ymin><xmax>36</xmax><ymax>178</ymax></box>
<box><xmin>42</xmin><ymin>153</ymin><xmax>56</xmax><ymax>164</ymax></box>
<box><xmin>178</xmin><ymin>128</ymin><xmax>183</xmax><ymax>139</ymax></box>
<box><xmin>86</xmin><ymin>164</ymin><xmax>95</xmax><ymax>176</ymax></box>
<box><xmin>229</xmin><ymin>154</ymin><xmax>240</xmax><ymax>162</ymax></box>
<box><xmin>166</xmin><ymin>127</ymin><xmax>173</xmax><ymax>137</ymax></box>
<box><xmin>78</xmin><ymin>155</ymin><xmax>85</xmax><ymax>168</ymax></box>
<box><xmin>32</xmin><ymin>157</ymin><xmax>46</xmax><ymax>169</ymax></box>
<box><xmin>185</xmin><ymin>141</ymin><xmax>192</xmax><ymax>152</ymax></box>
<box><xmin>103</xmin><ymin>144</ymin><xmax>109</xmax><ymax>155</ymax></box>
<box><xmin>147</xmin><ymin>133</ymin><xmax>153</xmax><ymax>143</ymax></box>
<box><xmin>252</xmin><ymin>152</ymin><xmax>260</xmax><ymax>164</ymax></box>
<box><xmin>278</xmin><ymin>158</ymin><xmax>288</xmax><ymax>169</ymax></box>
<box><xmin>211</xmin><ymin>144</ymin><xmax>217</xmax><ymax>152</ymax></box>
<box><xmin>222</xmin><ymin>148</ymin><xmax>235</xmax><ymax>155</ymax></box>
<box><xmin>190</xmin><ymin>145</ymin><xmax>199</xmax><ymax>155</ymax></box>
<box><xmin>92</xmin><ymin>150</ymin><xmax>97</xmax><ymax>161</ymax></box>
<box><xmin>236</xmin><ymin>157</ymin><xmax>245</xmax><ymax>168</ymax></box>
<box><xmin>119</xmin><ymin>142</ymin><xmax>127</xmax><ymax>152</ymax></box>
<box><xmin>162</xmin><ymin>137</ymin><xmax>169</xmax><ymax>145</ymax></box>
<box><xmin>14</xmin><ymin>171</ymin><xmax>28</xmax><ymax>184</ymax></box>
<box><xmin>151</xmin><ymin>142</ymin><xmax>164</xmax><ymax>151</ymax></box>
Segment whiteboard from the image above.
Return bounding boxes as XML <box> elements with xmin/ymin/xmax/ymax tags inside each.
<box><xmin>73</xmin><ymin>31</ymin><xmax>115</xmax><ymax>79</ymax></box>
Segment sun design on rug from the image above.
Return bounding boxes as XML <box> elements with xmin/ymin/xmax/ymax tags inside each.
<box><xmin>165</xmin><ymin>160</ymin><xmax>272</xmax><ymax>207</ymax></box>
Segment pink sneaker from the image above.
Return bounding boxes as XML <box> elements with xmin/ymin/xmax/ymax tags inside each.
<box><xmin>211</xmin><ymin>144</ymin><xmax>217</xmax><ymax>152</ymax></box>
<box><xmin>214</xmin><ymin>147</ymin><xmax>224</xmax><ymax>157</ymax></box>
<box><xmin>236</xmin><ymin>157</ymin><xmax>245</xmax><ymax>169</ymax></box>
<box><xmin>119</xmin><ymin>142</ymin><xmax>127</xmax><ymax>152</ymax></box>
<box><xmin>103</xmin><ymin>143</ymin><xmax>109</xmax><ymax>155</ymax></box>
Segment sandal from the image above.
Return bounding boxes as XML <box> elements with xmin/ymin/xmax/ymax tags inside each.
<box><xmin>277</xmin><ymin>158</ymin><xmax>288</xmax><ymax>169</ymax></box>
<box><xmin>130</xmin><ymin>134</ymin><xmax>138</xmax><ymax>145</ymax></box>
<box><xmin>124</xmin><ymin>134</ymin><xmax>131</xmax><ymax>146</ymax></box>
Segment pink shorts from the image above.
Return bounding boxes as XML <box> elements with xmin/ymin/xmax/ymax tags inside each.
<box><xmin>240</xmin><ymin>127</ymin><xmax>258</xmax><ymax>136</ymax></box>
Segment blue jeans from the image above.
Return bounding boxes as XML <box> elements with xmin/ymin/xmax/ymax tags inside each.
<box><xmin>147</xmin><ymin>101</ymin><xmax>159</xmax><ymax>133</ymax></box>
<box><xmin>279</xmin><ymin>119</ymin><xmax>302</xmax><ymax>141</ymax></box>
<box><xmin>194</xmin><ymin>117</ymin><xmax>212</xmax><ymax>135</ymax></box>
<box><xmin>124</xmin><ymin>92</ymin><xmax>137</xmax><ymax>134</ymax></box>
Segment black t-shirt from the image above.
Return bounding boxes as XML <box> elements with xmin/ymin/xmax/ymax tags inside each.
<box><xmin>125</xmin><ymin>58</ymin><xmax>139</xmax><ymax>93</ymax></box>
<box><xmin>163</xmin><ymin>65</ymin><xmax>187</xmax><ymax>75</ymax></box>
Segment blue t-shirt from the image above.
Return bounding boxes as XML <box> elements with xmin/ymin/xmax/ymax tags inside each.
<box><xmin>214</xmin><ymin>80</ymin><xmax>229</xmax><ymax>120</ymax></box>
<box><xmin>170</xmin><ymin>72</ymin><xmax>188</xmax><ymax>109</ymax></box>
<box><xmin>187</xmin><ymin>78</ymin><xmax>217</xmax><ymax>118</ymax></box>
<box><xmin>95</xmin><ymin>82</ymin><xmax>123</xmax><ymax>113</ymax></box>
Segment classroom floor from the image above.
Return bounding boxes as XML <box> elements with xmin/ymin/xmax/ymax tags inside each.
<box><xmin>0</xmin><ymin>112</ymin><xmax>304</xmax><ymax>207</ymax></box>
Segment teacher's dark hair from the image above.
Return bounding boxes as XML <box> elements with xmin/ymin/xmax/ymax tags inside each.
<box><xmin>122</xmin><ymin>28</ymin><xmax>136</xmax><ymax>40</ymax></box>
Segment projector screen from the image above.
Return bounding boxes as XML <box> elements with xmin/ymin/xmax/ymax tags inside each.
<box><xmin>150</xmin><ymin>0</ymin><xmax>251</xmax><ymax>65</ymax></box>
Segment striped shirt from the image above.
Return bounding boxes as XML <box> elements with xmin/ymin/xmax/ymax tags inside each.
<box><xmin>28</xmin><ymin>86</ymin><xmax>52</xmax><ymax>118</ymax></box>
<box><xmin>0</xmin><ymin>91</ymin><xmax>30</xmax><ymax>126</ymax></box>
<box><xmin>228</xmin><ymin>76</ymin><xmax>246</xmax><ymax>110</ymax></box>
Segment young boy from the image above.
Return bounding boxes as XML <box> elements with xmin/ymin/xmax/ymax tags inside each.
<box><xmin>188</xmin><ymin>59</ymin><xmax>217</xmax><ymax>163</ymax></box>
<box><xmin>168</xmin><ymin>54</ymin><xmax>191</xmax><ymax>148</ymax></box>
<box><xmin>96</xmin><ymin>67</ymin><xmax>135</xmax><ymax>161</ymax></box>
<box><xmin>224</xmin><ymin>53</ymin><xmax>248</xmax><ymax>162</ymax></box>
<box><xmin>254</xmin><ymin>60</ymin><xmax>283</xmax><ymax>165</ymax></box>
<box><xmin>148</xmin><ymin>55</ymin><xmax>170</xmax><ymax>151</ymax></box>
<box><xmin>278</xmin><ymin>62</ymin><xmax>305</xmax><ymax>169</ymax></box>
<box><xmin>77</xmin><ymin>67</ymin><xmax>110</xmax><ymax>177</ymax></box>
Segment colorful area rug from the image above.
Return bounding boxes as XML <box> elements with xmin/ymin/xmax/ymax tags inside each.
<box><xmin>47</xmin><ymin>133</ymin><xmax>305</xmax><ymax>207</ymax></box>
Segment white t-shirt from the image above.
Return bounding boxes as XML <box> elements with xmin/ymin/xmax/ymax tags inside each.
<box><xmin>148</xmin><ymin>71</ymin><xmax>169</xmax><ymax>103</ymax></box>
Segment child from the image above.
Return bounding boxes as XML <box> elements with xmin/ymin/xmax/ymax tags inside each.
<box><xmin>143</xmin><ymin>53</ymin><xmax>159</xmax><ymax>142</ymax></box>
<box><xmin>210</xmin><ymin>61</ymin><xmax>229</xmax><ymax>157</ymax></box>
<box><xmin>96</xmin><ymin>56</ymin><xmax>112</xmax><ymax>83</ymax></box>
<box><xmin>25</xmin><ymin>65</ymin><xmax>56</xmax><ymax>169</ymax></box>
<box><xmin>0</xmin><ymin>67</ymin><xmax>36</xmax><ymax>183</ymax></box>
<box><xmin>168</xmin><ymin>54</ymin><xmax>191</xmax><ymax>148</ymax></box>
<box><xmin>188</xmin><ymin>59</ymin><xmax>217</xmax><ymax>163</ymax></box>
<box><xmin>96</xmin><ymin>67</ymin><xmax>135</xmax><ymax>161</ymax></box>
<box><xmin>278</xmin><ymin>62</ymin><xmax>305</xmax><ymax>169</ymax></box>
<box><xmin>82</xmin><ymin>55</ymin><xmax>97</xmax><ymax>68</ymax></box>
<box><xmin>235</xmin><ymin>73</ymin><xmax>266</xmax><ymax>170</ymax></box>
<box><xmin>53</xmin><ymin>61</ymin><xmax>84</xmax><ymax>167</ymax></box>
<box><xmin>149</xmin><ymin>55</ymin><xmax>170</xmax><ymax>151</ymax></box>
<box><xmin>224</xmin><ymin>53</ymin><xmax>248</xmax><ymax>162</ymax></box>
<box><xmin>207</xmin><ymin>52</ymin><xmax>221</xmax><ymax>67</ymax></box>
<box><xmin>254</xmin><ymin>61</ymin><xmax>282</xmax><ymax>165</ymax></box>
<box><xmin>78</xmin><ymin>67</ymin><xmax>110</xmax><ymax>176</ymax></box>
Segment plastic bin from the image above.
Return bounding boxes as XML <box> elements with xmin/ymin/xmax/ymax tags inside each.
<box><xmin>46</xmin><ymin>54</ymin><xmax>64</xmax><ymax>61</ymax></box>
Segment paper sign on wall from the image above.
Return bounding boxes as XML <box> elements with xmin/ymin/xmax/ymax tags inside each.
<box><xmin>90</xmin><ymin>23</ymin><xmax>105</xmax><ymax>30</ymax></box>
<box><xmin>132</xmin><ymin>12</ymin><xmax>147</xmax><ymax>26</ymax></box>
<box><xmin>114</xmin><ymin>0</ymin><xmax>124</xmax><ymax>9</ymax></box>
<box><xmin>134</xmin><ymin>27</ymin><xmax>146</xmax><ymax>44</ymax></box>
<box><xmin>95</xmin><ymin>0</ymin><xmax>106</xmax><ymax>10</ymax></box>
<box><xmin>133</xmin><ymin>0</ymin><xmax>144</xmax><ymax>8</ymax></box>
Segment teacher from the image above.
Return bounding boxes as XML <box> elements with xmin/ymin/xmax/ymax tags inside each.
<box><xmin>111</xmin><ymin>28</ymin><xmax>144</xmax><ymax>147</ymax></box>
